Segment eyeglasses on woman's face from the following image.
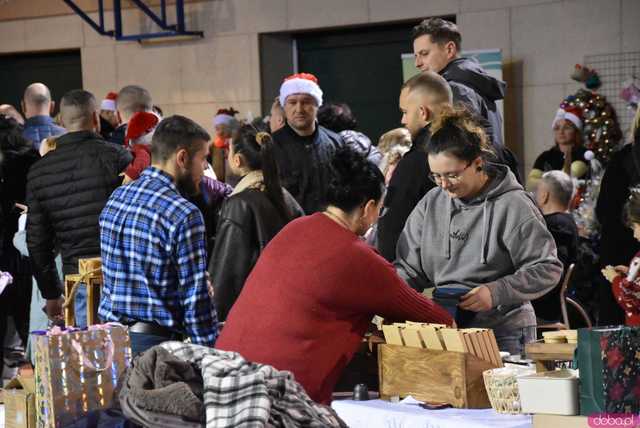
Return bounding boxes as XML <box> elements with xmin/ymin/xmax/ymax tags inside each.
<box><xmin>428</xmin><ymin>161</ymin><xmax>473</xmax><ymax>184</ymax></box>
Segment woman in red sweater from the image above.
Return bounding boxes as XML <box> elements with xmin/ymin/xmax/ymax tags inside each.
<box><xmin>215</xmin><ymin>146</ymin><xmax>453</xmax><ymax>404</ymax></box>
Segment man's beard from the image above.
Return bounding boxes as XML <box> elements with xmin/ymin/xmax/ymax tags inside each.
<box><xmin>175</xmin><ymin>163</ymin><xmax>200</xmax><ymax>199</ymax></box>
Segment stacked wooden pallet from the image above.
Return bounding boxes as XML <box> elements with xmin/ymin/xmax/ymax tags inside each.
<box><xmin>382</xmin><ymin>322</ymin><xmax>503</xmax><ymax>367</ymax></box>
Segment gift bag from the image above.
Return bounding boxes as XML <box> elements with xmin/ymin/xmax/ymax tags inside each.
<box><xmin>33</xmin><ymin>323</ymin><xmax>131</xmax><ymax>428</ymax></box>
<box><xmin>577</xmin><ymin>326</ymin><xmax>640</xmax><ymax>415</ymax></box>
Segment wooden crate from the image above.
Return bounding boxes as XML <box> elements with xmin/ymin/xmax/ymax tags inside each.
<box><xmin>378</xmin><ymin>344</ymin><xmax>497</xmax><ymax>408</ymax></box>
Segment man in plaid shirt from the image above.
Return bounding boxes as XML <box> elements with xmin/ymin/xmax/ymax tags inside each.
<box><xmin>98</xmin><ymin>115</ymin><xmax>218</xmax><ymax>355</ymax></box>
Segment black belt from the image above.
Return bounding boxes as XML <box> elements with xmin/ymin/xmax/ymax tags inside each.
<box><xmin>127</xmin><ymin>321</ymin><xmax>183</xmax><ymax>340</ymax></box>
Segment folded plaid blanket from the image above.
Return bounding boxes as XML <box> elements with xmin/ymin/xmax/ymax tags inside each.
<box><xmin>120</xmin><ymin>341</ymin><xmax>347</xmax><ymax>428</ymax></box>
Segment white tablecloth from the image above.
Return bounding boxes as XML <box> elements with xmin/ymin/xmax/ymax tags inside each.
<box><xmin>1</xmin><ymin>404</ymin><xmax>5</xmax><ymax>428</ymax></box>
<box><xmin>332</xmin><ymin>400</ymin><xmax>532</xmax><ymax>428</ymax></box>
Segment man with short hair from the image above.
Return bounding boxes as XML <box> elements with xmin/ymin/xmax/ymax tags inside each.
<box><xmin>26</xmin><ymin>89</ymin><xmax>132</xmax><ymax>321</ymax></box>
<box><xmin>99</xmin><ymin>115</ymin><xmax>218</xmax><ymax>355</ymax></box>
<box><xmin>377</xmin><ymin>71</ymin><xmax>452</xmax><ymax>261</ymax></box>
<box><xmin>109</xmin><ymin>85</ymin><xmax>153</xmax><ymax>146</ymax></box>
<box><xmin>21</xmin><ymin>83</ymin><xmax>65</xmax><ymax>149</ymax></box>
<box><xmin>269</xmin><ymin>97</ymin><xmax>285</xmax><ymax>133</ymax></box>
<box><xmin>532</xmin><ymin>170</ymin><xmax>579</xmax><ymax>321</ymax></box>
<box><xmin>272</xmin><ymin>73</ymin><xmax>342</xmax><ymax>214</ymax></box>
<box><xmin>412</xmin><ymin>18</ymin><xmax>521</xmax><ymax>181</ymax></box>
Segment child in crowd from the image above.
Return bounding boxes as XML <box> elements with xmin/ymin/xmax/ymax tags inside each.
<box><xmin>602</xmin><ymin>189</ymin><xmax>640</xmax><ymax>326</ymax></box>
<box><xmin>123</xmin><ymin>111</ymin><xmax>159</xmax><ymax>182</ymax></box>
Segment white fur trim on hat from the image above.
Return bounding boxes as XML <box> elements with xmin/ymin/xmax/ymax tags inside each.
<box><xmin>213</xmin><ymin>114</ymin><xmax>234</xmax><ymax>127</ymax></box>
<box><xmin>552</xmin><ymin>108</ymin><xmax>582</xmax><ymax>130</ymax></box>
<box><xmin>279</xmin><ymin>78</ymin><xmax>323</xmax><ymax>107</ymax></box>
<box><xmin>100</xmin><ymin>99</ymin><xmax>116</xmax><ymax>112</ymax></box>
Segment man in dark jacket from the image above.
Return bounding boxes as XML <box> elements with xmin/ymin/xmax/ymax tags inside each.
<box><xmin>108</xmin><ymin>85</ymin><xmax>153</xmax><ymax>147</ymax></box>
<box><xmin>377</xmin><ymin>71</ymin><xmax>452</xmax><ymax>261</ymax></box>
<box><xmin>21</xmin><ymin>83</ymin><xmax>65</xmax><ymax>150</ymax></box>
<box><xmin>272</xmin><ymin>73</ymin><xmax>342</xmax><ymax>214</ymax></box>
<box><xmin>26</xmin><ymin>89</ymin><xmax>132</xmax><ymax>321</ymax></box>
<box><xmin>412</xmin><ymin>18</ymin><xmax>521</xmax><ymax>182</ymax></box>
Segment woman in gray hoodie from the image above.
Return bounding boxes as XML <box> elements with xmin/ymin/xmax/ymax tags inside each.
<box><xmin>395</xmin><ymin>107</ymin><xmax>562</xmax><ymax>356</ymax></box>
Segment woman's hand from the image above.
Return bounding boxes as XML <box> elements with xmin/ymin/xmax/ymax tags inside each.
<box><xmin>459</xmin><ymin>286</ymin><xmax>493</xmax><ymax>312</ymax></box>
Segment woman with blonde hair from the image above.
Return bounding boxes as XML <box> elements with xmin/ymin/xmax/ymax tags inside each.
<box><xmin>377</xmin><ymin>128</ymin><xmax>412</xmax><ymax>184</ymax></box>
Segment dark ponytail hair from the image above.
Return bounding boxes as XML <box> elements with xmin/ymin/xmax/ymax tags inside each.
<box><xmin>327</xmin><ymin>145</ymin><xmax>385</xmax><ymax>212</ymax></box>
<box><xmin>231</xmin><ymin>125</ymin><xmax>292</xmax><ymax>219</ymax></box>
<box><xmin>427</xmin><ymin>105</ymin><xmax>495</xmax><ymax>162</ymax></box>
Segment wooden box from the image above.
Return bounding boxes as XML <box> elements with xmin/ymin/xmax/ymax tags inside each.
<box><xmin>378</xmin><ymin>344</ymin><xmax>497</xmax><ymax>408</ymax></box>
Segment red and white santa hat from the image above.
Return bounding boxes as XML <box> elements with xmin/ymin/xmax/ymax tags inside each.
<box><xmin>100</xmin><ymin>92</ymin><xmax>118</xmax><ymax>112</ymax></box>
<box><xmin>213</xmin><ymin>108</ymin><xmax>238</xmax><ymax>127</ymax></box>
<box><xmin>125</xmin><ymin>111</ymin><xmax>159</xmax><ymax>146</ymax></box>
<box><xmin>552</xmin><ymin>105</ymin><xmax>583</xmax><ymax>131</ymax></box>
<box><xmin>279</xmin><ymin>73</ymin><xmax>323</xmax><ymax>107</ymax></box>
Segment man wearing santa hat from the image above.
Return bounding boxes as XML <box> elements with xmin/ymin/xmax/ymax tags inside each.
<box><xmin>99</xmin><ymin>92</ymin><xmax>119</xmax><ymax>140</ymax></box>
<box><xmin>272</xmin><ymin>72</ymin><xmax>343</xmax><ymax>214</ymax></box>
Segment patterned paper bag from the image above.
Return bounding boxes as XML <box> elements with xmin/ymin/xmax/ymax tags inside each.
<box><xmin>33</xmin><ymin>323</ymin><xmax>131</xmax><ymax>428</ymax></box>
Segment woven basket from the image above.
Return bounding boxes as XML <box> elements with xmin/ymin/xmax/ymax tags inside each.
<box><xmin>483</xmin><ymin>367</ymin><xmax>533</xmax><ymax>414</ymax></box>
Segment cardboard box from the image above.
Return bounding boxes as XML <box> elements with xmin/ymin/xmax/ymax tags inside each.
<box><xmin>532</xmin><ymin>414</ymin><xmax>588</xmax><ymax>428</ymax></box>
<box><xmin>4</xmin><ymin>375</ymin><xmax>36</xmax><ymax>428</ymax></box>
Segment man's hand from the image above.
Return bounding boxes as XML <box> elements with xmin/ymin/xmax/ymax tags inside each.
<box><xmin>459</xmin><ymin>286</ymin><xmax>493</xmax><ymax>312</ymax></box>
<box><xmin>45</xmin><ymin>297</ymin><xmax>64</xmax><ymax>322</ymax></box>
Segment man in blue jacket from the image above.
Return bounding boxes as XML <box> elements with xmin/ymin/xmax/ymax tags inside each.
<box><xmin>21</xmin><ymin>83</ymin><xmax>65</xmax><ymax>150</ymax></box>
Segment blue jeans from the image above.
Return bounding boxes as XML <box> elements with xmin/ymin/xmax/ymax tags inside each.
<box><xmin>129</xmin><ymin>332</ymin><xmax>169</xmax><ymax>356</ymax></box>
<box><xmin>493</xmin><ymin>326</ymin><xmax>536</xmax><ymax>357</ymax></box>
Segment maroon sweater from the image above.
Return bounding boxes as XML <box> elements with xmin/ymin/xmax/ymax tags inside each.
<box><xmin>216</xmin><ymin>212</ymin><xmax>453</xmax><ymax>404</ymax></box>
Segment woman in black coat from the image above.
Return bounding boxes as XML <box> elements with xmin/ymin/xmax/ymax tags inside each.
<box><xmin>595</xmin><ymin>108</ymin><xmax>640</xmax><ymax>325</ymax></box>
<box><xmin>208</xmin><ymin>126</ymin><xmax>303</xmax><ymax>321</ymax></box>
<box><xmin>0</xmin><ymin>115</ymin><xmax>40</xmax><ymax>372</ymax></box>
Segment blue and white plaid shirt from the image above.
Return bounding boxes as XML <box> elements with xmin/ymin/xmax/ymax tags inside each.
<box><xmin>98</xmin><ymin>167</ymin><xmax>218</xmax><ymax>345</ymax></box>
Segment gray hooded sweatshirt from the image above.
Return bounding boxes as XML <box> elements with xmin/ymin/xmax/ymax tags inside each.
<box><xmin>394</xmin><ymin>164</ymin><xmax>562</xmax><ymax>330</ymax></box>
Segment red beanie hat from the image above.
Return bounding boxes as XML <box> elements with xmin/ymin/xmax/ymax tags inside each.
<box><xmin>125</xmin><ymin>112</ymin><xmax>159</xmax><ymax>146</ymax></box>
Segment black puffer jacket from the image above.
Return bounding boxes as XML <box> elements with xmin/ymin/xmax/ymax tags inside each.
<box><xmin>208</xmin><ymin>185</ymin><xmax>304</xmax><ymax>321</ymax></box>
<box><xmin>272</xmin><ymin>123</ymin><xmax>342</xmax><ymax>214</ymax></box>
<box><xmin>26</xmin><ymin>130</ymin><xmax>132</xmax><ymax>299</ymax></box>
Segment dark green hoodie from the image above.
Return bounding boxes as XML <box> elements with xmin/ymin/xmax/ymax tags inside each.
<box><xmin>394</xmin><ymin>164</ymin><xmax>562</xmax><ymax>329</ymax></box>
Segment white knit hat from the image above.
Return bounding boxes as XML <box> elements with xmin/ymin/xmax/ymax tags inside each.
<box><xmin>279</xmin><ymin>73</ymin><xmax>323</xmax><ymax>107</ymax></box>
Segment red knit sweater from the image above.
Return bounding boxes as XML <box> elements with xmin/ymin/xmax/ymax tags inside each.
<box><xmin>215</xmin><ymin>212</ymin><xmax>453</xmax><ymax>404</ymax></box>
